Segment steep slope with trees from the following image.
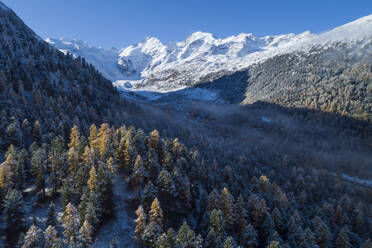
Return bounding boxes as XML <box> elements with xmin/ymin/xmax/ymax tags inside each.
<box><xmin>0</xmin><ymin>2</ymin><xmax>371</xmax><ymax>248</ymax></box>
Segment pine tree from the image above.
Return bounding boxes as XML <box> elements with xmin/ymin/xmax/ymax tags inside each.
<box><xmin>234</xmin><ymin>194</ymin><xmax>247</xmax><ymax>236</ymax></box>
<box><xmin>210</xmin><ymin>209</ymin><xmax>224</xmax><ymax>239</ymax></box>
<box><xmin>157</xmin><ymin>169</ymin><xmax>175</xmax><ymax>203</ymax></box>
<box><xmin>22</xmin><ymin>224</ymin><xmax>43</xmax><ymax>248</ymax></box>
<box><xmin>259</xmin><ymin>175</ymin><xmax>270</xmax><ymax>192</ymax></box>
<box><xmin>260</xmin><ymin>214</ymin><xmax>275</xmax><ymax>245</ymax></box>
<box><xmin>87</xmin><ymin>166</ymin><xmax>97</xmax><ymax>192</ymax></box>
<box><xmin>302</xmin><ymin>228</ymin><xmax>316</xmax><ymax>247</ymax></box>
<box><xmin>0</xmin><ymin>148</ymin><xmax>17</xmax><ymax>189</ymax></box>
<box><xmin>149</xmin><ymin>129</ymin><xmax>160</xmax><ymax>151</ymax></box>
<box><xmin>84</xmin><ymin>191</ymin><xmax>102</xmax><ymax>230</ymax></box>
<box><xmin>78</xmin><ymin>220</ymin><xmax>93</xmax><ymax>247</ymax></box>
<box><xmin>62</xmin><ymin>202</ymin><xmax>80</xmax><ymax>247</ymax></box>
<box><xmin>4</xmin><ymin>189</ymin><xmax>24</xmax><ymax>246</ymax></box>
<box><xmin>68</xmin><ymin>125</ymin><xmax>80</xmax><ymax>150</ymax></box>
<box><xmin>44</xmin><ymin>225</ymin><xmax>62</xmax><ymax>248</ymax></box>
<box><xmin>61</xmin><ymin>180</ymin><xmax>71</xmax><ymax>209</ymax></box>
<box><xmin>242</xmin><ymin>224</ymin><xmax>258</xmax><ymax>248</ymax></box>
<box><xmin>31</xmin><ymin>147</ymin><xmax>48</xmax><ymax>201</ymax></box>
<box><xmin>47</xmin><ymin>201</ymin><xmax>57</xmax><ymax>227</ymax></box>
<box><xmin>135</xmin><ymin>205</ymin><xmax>147</xmax><ymax>240</ymax></box>
<box><xmin>204</xmin><ymin>228</ymin><xmax>222</xmax><ymax>248</ymax></box>
<box><xmin>96</xmin><ymin>161</ymin><xmax>114</xmax><ymax>217</ymax></box>
<box><xmin>149</xmin><ymin>198</ymin><xmax>164</xmax><ymax>228</ymax></box>
<box><xmin>49</xmin><ymin>136</ymin><xmax>65</xmax><ymax>198</ymax></box>
<box><xmin>220</xmin><ymin>187</ymin><xmax>234</xmax><ymax>233</ymax></box>
<box><xmin>97</xmin><ymin>123</ymin><xmax>111</xmax><ymax>159</ymax></box>
<box><xmin>223</xmin><ymin>236</ymin><xmax>236</xmax><ymax>248</ymax></box>
<box><xmin>130</xmin><ymin>154</ymin><xmax>145</xmax><ymax>187</ymax></box>
<box><xmin>175</xmin><ymin>222</ymin><xmax>195</xmax><ymax>248</ymax></box>
<box><xmin>315</xmin><ymin>222</ymin><xmax>331</xmax><ymax>248</ymax></box>
<box><xmin>335</xmin><ymin>228</ymin><xmax>351</xmax><ymax>248</ymax></box>
<box><xmin>272</xmin><ymin>208</ymin><xmax>285</xmax><ymax>235</ymax></box>
<box><xmin>207</xmin><ymin>189</ymin><xmax>219</xmax><ymax>211</ymax></box>
<box><xmin>268</xmin><ymin>241</ymin><xmax>281</xmax><ymax>248</ymax></box>
<box><xmin>143</xmin><ymin>221</ymin><xmax>162</xmax><ymax>248</ymax></box>
<box><xmin>89</xmin><ymin>124</ymin><xmax>98</xmax><ymax>150</ymax></box>
<box><xmin>195</xmin><ymin>234</ymin><xmax>204</xmax><ymax>248</ymax></box>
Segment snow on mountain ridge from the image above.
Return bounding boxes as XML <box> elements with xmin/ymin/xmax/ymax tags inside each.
<box><xmin>46</xmin><ymin>14</ymin><xmax>372</xmax><ymax>96</ymax></box>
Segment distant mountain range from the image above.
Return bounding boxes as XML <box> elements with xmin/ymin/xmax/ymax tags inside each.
<box><xmin>46</xmin><ymin>14</ymin><xmax>372</xmax><ymax>96</ymax></box>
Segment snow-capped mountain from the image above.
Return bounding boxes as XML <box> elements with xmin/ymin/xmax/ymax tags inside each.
<box><xmin>46</xmin><ymin>14</ymin><xmax>372</xmax><ymax>95</ymax></box>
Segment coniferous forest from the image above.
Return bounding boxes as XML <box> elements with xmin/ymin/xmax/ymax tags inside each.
<box><xmin>0</xmin><ymin>2</ymin><xmax>371</xmax><ymax>248</ymax></box>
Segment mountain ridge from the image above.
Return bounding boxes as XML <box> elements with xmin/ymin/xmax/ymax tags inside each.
<box><xmin>47</xmin><ymin>14</ymin><xmax>372</xmax><ymax>96</ymax></box>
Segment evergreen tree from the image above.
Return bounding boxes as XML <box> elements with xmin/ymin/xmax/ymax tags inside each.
<box><xmin>78</xmin><ymin>220</ymin><xmax>93</xmax><ymax>247</ymax></box>
<box><xmin>135</xmin><ymin>205</ymin><xmax>147</xmax><ymax>240</ymax></box>
<box><xmin>3</xmin><ymin>189</ymin><xmax>24</xmax><ymax>246</ymax></box>
<box><xmin>207</xmin><ymin>189</ymin><xmax>219</xmax><ymax>211</ymax></box>
<box><xmin>88</xmin><ymin>124</ymin><xmax>98</xmax><ymax>150</ymax></box>
<box><xmin>22</xmin><ymin>224</ymin><xmax>43</xmax><ymax>248</ymax></box>
<box><xmin>335</xmin><ymin>228</ymin><xmax>351</xmax><ymax>248</ymax></box>
<box><xmin>223</xmin><ymin>236</ymin><xmax>237</xmax><ymax>248</ymax></box>
<box><xmin>149</xmin><ymin>198</ymin><xmax>164</xmax><ymax>228</ymax></box>
<box><xmin>175</xmin><ymin>222</ymin><xmax>196</xmax><ymax>248</ymax></box>
<box><xmin>130</xmin><ymin>154</ymin><xmax>145</xmax><ymax>187</ymax></box>
<box><xmin>87</xmin><ymin>166</ymin><xmax>97</xmax><ymax>192</ymax></box>
<box><xmin>44</xmin><ymin>225</ymin><xmax>62</xmax><ymax>248</ymax></box>
<box><xmin>268</xmin><ymin>241</ymin><xmax>281</xmax><ymax>248</ymax></box>
<box><xmin>272</xmin><ymin>208</ymin><xmax>285</xmax><ymax>235</ymax></box>
<box><xmin>31</xmin><ymin>147</ymin><xmax>48</xmax><ymax>201</ymax></box>
<box><xmin>235</xmin><ymin>194</ymin><xmax>247</xmax><ymax>235</ymax></box>
<box><xmin>242</xmin><ymin>224</ymin><xmax>258</xmax><ymax>248</ymax></box>
<box><xmin>210</xmin><ymin>209</ymin><xmax>224</xmax><ymax>239</ymax></box>
<box><xmin>315</xmin><ymin>222</ymin><xmax>331</xmax><ymax>248</ymax></box>
<box><xmin>143</xmin><ymin>221</ymin><xmax>162</xmax><ymax>248</ymax></box>
<box><xmin>204</xmin><ymin>228</ymin><xmax>222</xmax><ymax>248</ymax></box>
<box><xmin>0</xmin><ymin>152</ymin><xmax>16</xmax><ymax>189</ymax></box>
<box><xmin>61</xmin><ymin>180</ymin><xmax>71</xmax><ymax>209</ymax></box>
<box><xmin>62</xmin><ymin>202</ymin><xmax>80</xmax><ymax>247</ymax></box>
<box><xmin>220</xmin><ymin>187</ymin><xmax>234</xmax><ymax>233</ymax></box>
<box><xmin>47</xmin><ymin>201</ymin><xmax>57</xmax><ymax>227</ymax></box>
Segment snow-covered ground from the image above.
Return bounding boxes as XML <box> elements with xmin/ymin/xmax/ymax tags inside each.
<box><xmin>47</xmin><ymin>14</ymin><xmax>372</xmax><ymax>100</ymax></box>
<box><xmin>93</xmin><ymin>175</ymin><xmax>136</xmax><ymax>247</ymax></box>
<box><xmin>341</xmin><ymin>174</ymin><xmax>372</xmax><ymax>187</ymax></box>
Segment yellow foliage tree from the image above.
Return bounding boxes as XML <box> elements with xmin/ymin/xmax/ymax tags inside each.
<box><xmin>87</xmin><ymin>166</ymin><xmax>97</xmax><ymax>192</ymax></box>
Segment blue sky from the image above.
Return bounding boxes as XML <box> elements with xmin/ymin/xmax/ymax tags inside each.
<box><xmin>2</xmin><ymin>0</ymin><xmax>372</xmax><ymax>48</ymax></box>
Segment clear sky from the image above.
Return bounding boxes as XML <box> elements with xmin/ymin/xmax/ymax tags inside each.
<box><xmin>2</xmin><ymin>0</ymin><xmax>372</xmax><ymax>49</ymax></box>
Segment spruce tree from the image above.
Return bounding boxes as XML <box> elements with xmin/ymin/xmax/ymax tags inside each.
<box><xmin>242</xmin><ymin>224</ymin><xmax>258</xmax><ymax>248</ymax></box>
<box><xmin>78</xmin><ymin>220</ymin><xmax>93</xmax><ymax>247</ymax></box>
<box><xmin>47</xmin><ymin>201</ymin><xmax>57</xmax><ymax>227</ymax></box>
<box><xmin>62</xmin><ymin>202</ymin><xmax>80</xmax><ymax>247</ymax></box>
<box><xmin>149</xmin><ymin>198</ymin><xmax>164</xmax><ymax>228</ymax></box>
<box><xmin>223</xmin><ymin>236</ymin><xmax>236</xmax><ymax>248</ymax></box>
<box><xmin>135</xmin><ymin>205</ymin><xmax>147</xmax><ymax>240</ymax></box>
<box><xmin>44</xmin><ymin>225</ymin><xmax>62</xmax><ymax>248</ymax></box>
<box><xmin>175</xmin><ymin>222</ymin><xmax>195</xmax><ymax>248</ymax></box>
<box><xmin>210</xmin><ymin>209</ymin><xmax>224</xmax><ymax>239</ymax></box>
<box><xmin>22</xmin><ymin>224</ymin><xmax>43</xmax><ymax>248</ymax></box>
<box><xmin>315</xmin><ymin>222</ymin><xmax>331</xmax><ymax>248</ymax></box>
<box><xmin>335</xmin><ymin>228</ymin><xmax>351</xmax><ymax>248</ymax></box>
<box><xmin>3</xmin><ymin>189</ymin><xmax>24</xmax><ymax>246</ymax></box>
<box><xmin>234</xmin><ymin>194</ymin><xmax>247</xmax><ymax>236</ymax></box>
<box><xmin>220</xmin><ymin>187</ymin><xmax>234</xmax><ymax>233</ymax></box>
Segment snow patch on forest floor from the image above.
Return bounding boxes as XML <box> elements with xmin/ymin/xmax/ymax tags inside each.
<box><xmin>93</xmin><ymin>175</ymin><xmax>136</xmax><ymax>247</ymax></box>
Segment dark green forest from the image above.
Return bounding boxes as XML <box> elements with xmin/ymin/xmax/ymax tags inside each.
<box><xmin>0</xmin><ymin>2</ymin><xmax>371</xmax><ymax>248</ymax></box>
